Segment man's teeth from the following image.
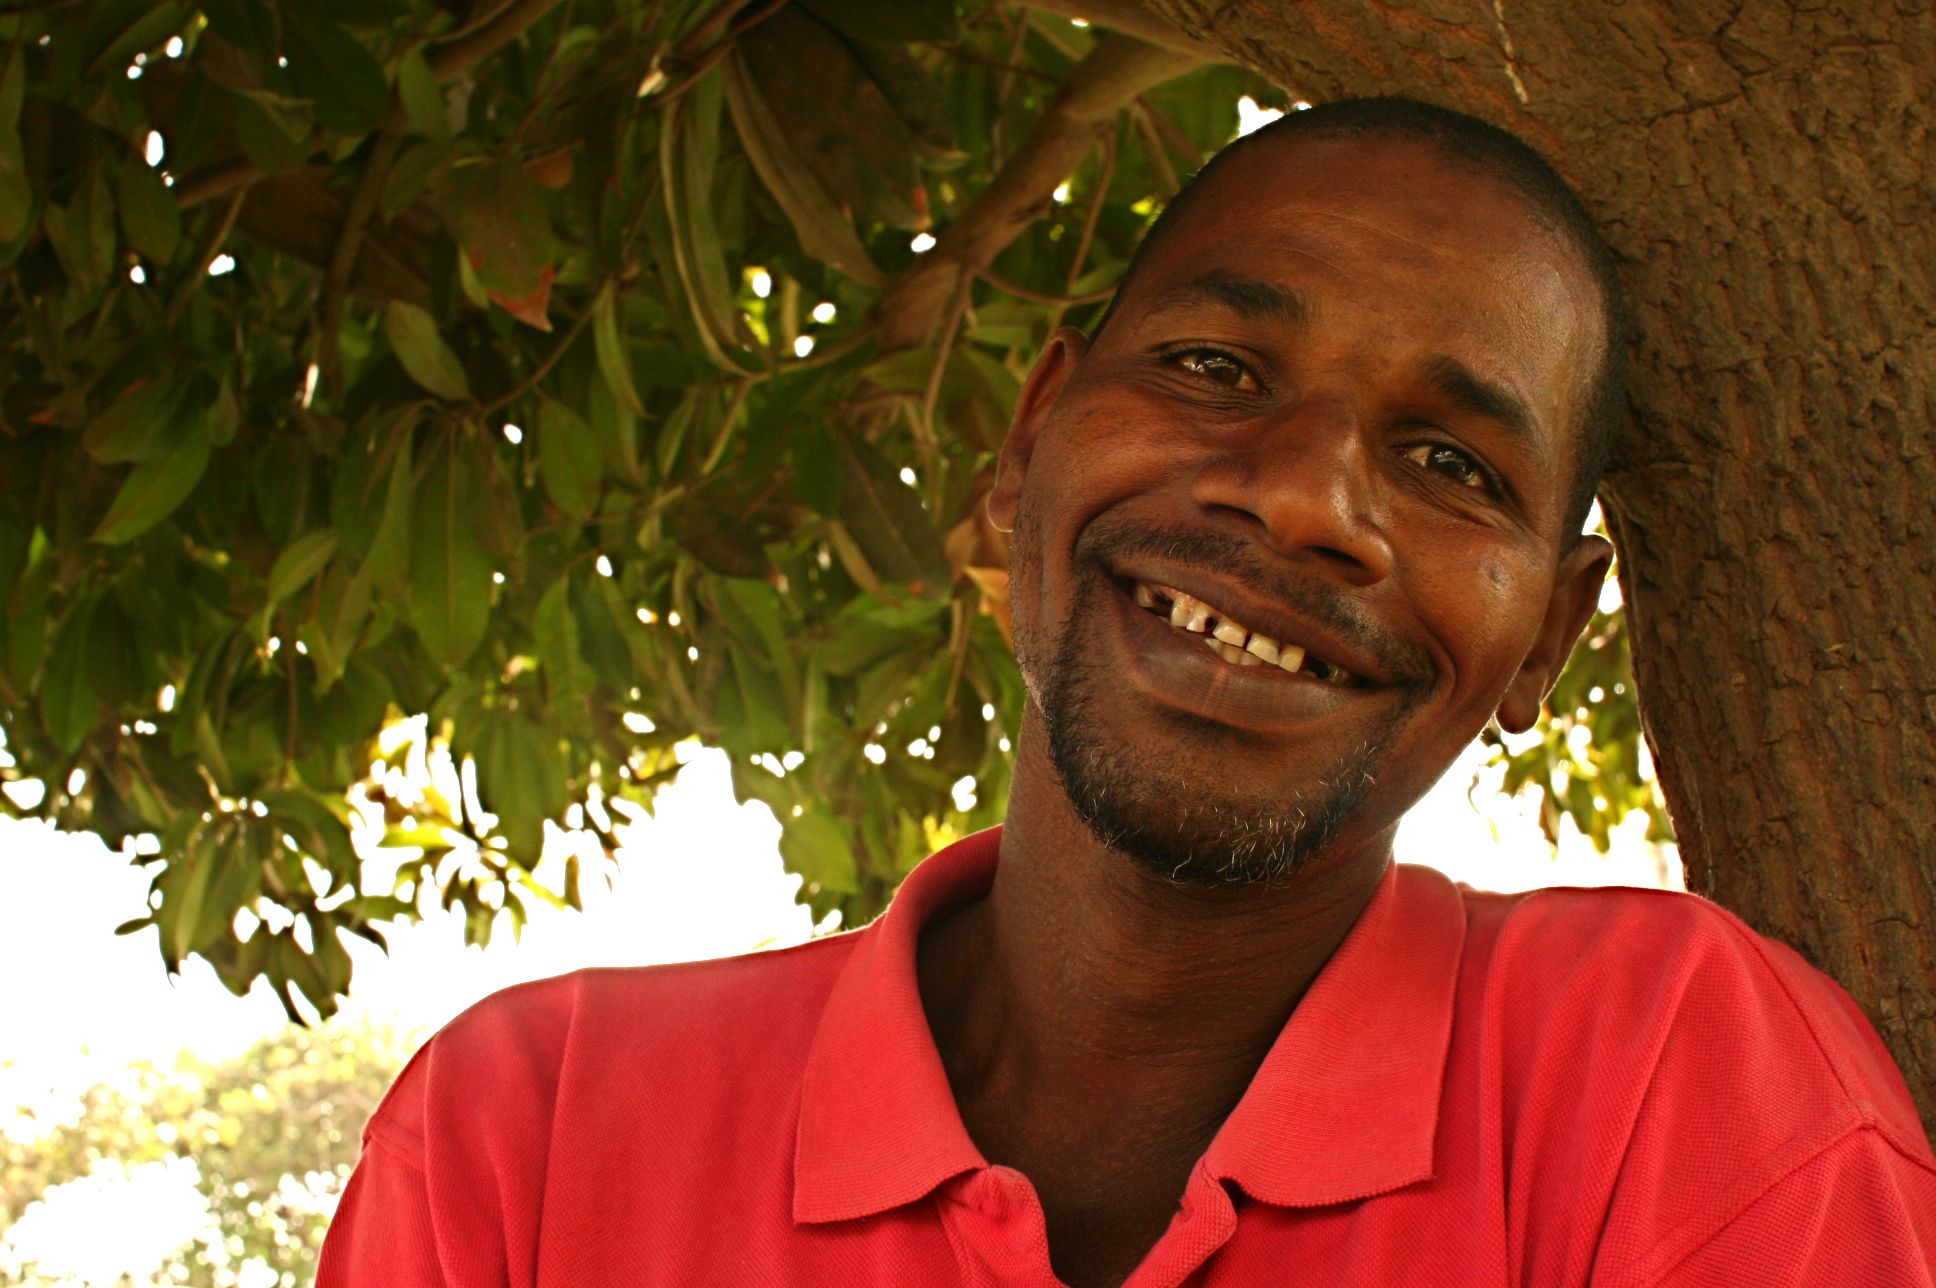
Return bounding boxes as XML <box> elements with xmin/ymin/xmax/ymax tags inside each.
<box><xmin>1137</xmin><ymin>585</ymin><xmax>1351</xmax><ymax>685</ymax></box>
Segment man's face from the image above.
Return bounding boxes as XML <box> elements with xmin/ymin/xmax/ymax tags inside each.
<box><xmin>993</xmin><ymin>132</ymin><xmax>1612</xmax><ymax>884</ymax></box>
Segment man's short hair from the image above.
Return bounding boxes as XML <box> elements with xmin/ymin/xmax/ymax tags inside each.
<box><xmin>1094</xmin><ymin>97</ymin><xmax>1627</xmax><ymax>540</ymax></box>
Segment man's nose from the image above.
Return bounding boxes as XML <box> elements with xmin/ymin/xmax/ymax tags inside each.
<box><xmin>1186</xmin><ymin>396</ymin><xmax>1396</xmax><ymax>586</ymax></box>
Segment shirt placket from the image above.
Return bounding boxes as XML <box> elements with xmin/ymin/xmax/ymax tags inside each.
<box><xmin>936</xmin><ymin>1166</ymin><xmax>1066</xmax><ymax>1288</ymax></box>
<box><xmin>1122</xmin><ymin>1166</ymin><xmax>1240</xmax><ymax>1288</ymax></box>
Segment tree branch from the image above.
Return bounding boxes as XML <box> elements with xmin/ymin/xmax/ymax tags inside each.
<box><xmin>871</xmin><ymin>32</ymin><xmax>1204</xmax><ymax>353</ymax></box>
<box><xmin>176</xmin><ymin>0</ymin><xmax>568</xmax><ymax>210</ymax></box>
<box><xmin>425</xmin><ymin>0</ymin><xmax>567</xmax><ymax>82</ymax></box>
<box><xmin>1019</xmin><ymin>0</ymin><xmax>1221</xmax><ymax>60</ymax></box>
<box><xmin>977</xmin><ymin>269</ymin><xmax>1115</xmax><ymax>307</ymax></box>
<box><xmin>316</xmin><ymin>131</ymin><xmax>405</xmax><ymax>401</ymax></box>
<box><xmin>168</xmin><ymin>9</ymin><xmax>1207</xmax><ymax>381</ymax></box>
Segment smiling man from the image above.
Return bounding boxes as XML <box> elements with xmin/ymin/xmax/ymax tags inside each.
<box><xmin>319</xmin><ymin>100</ymin><xmax>1936</xmax><ymax>1287</ymax></box>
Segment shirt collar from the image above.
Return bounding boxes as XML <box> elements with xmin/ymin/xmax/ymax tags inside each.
<box><xmin>1201</xmin><ymin>857</ymin><xmax>1467</xmax><ymax>1206</ymax></box>
<box><xmin>792</xmin><ymin>827</ymin><xmax>1467</xmax><ymax>1223</ymax></box>
<box><xmin>794</xmin><ymin>827</ymin><xmax>998</xmax><ymax>1223</ymax></box>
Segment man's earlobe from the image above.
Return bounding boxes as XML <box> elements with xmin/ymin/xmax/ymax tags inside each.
<box><xmin>1495</xmin><ymin>533</ymin><xmax>1616</xmax><ymax>734</ymax></box>
<box><xmin>987</xmin><ymin>327</ymin><xmax>1088</xmax><ymax>533</ymax></box>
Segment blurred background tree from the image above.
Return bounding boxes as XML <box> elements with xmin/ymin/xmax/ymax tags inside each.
<box><xmin>3</xmin><ymin>1021</ymin><xmax>409</xmax><ymax>1285</ymax></box>
<box><xmin>0</xmin><ymin>0</ymin><xmax>1665</xmax><ymax>1026</ymax></box>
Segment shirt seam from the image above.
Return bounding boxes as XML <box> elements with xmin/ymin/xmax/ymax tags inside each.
<box><xmin>1714</xmin><ymin>909</ymin><xmax>1936</xmax><ymax>1168</ymax></box>
<box><xmin>361</xmin><ymin>1116</ymin><xmax>430</xmax><ymax>1175</ymax></box>
<box><xmin>1617</xmin><ymin>1113</ymin><xmax>1879</xmax><ymax>1287</ymax></box>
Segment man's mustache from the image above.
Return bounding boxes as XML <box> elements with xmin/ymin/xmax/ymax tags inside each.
<box><xmin>1076</xmin><ymin>514</ymin><xmax>1437</xmax><ymax>690</ymax></box>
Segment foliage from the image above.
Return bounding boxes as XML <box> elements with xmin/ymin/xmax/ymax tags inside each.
<box><xmin>2</xmin><ymin>1021</ymin><xmax>410</xmax><ymax>1285</ymax></box>
<box><xmin>1482</xmin><ymin>583</ymin><xmax>1672</xmax><ymax>850</ymax></box>
<box><xmin>0</xmin><ymin>0</ymin><xmax>1665</xmax><ymax>1015</ymax></box>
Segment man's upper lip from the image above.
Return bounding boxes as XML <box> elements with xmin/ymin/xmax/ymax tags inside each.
<box><xmin>1112</xmin><ymin>563</ymin><xmax>1396</xmax><ymax>686</ymax></box>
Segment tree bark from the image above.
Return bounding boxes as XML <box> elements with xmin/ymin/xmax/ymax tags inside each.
<box><xmin>1117</xmin><ymin>0</ymin><xmax>1936</xmax><ymax>1131</ymax></box>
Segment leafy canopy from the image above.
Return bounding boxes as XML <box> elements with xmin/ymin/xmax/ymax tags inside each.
<box><xmin>0</xmin><ymin>0</ymin><xmax>1664</xmax><ymax>1019</ymax></box>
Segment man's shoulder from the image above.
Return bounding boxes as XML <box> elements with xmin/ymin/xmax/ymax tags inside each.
<box><xmin>1438</xmin><ymin>874</ymin><xmax>1933</xmax><ymax>1167</ymax></box>
<box><xmin>438</xmin><ymin>926</ymin><xmax>862</xmax><ymax>1056</ymax></box>
<box><xmin>1457</xmin><ymin>877</ymin><xmax>1782</xmax><ymax>975</ymax></box>
<box><xmin>1451</xmin><ymin>874</ymin><xmax>1825</xmax><ymax>1005</ymax></box>
<box><xmin>362</xmin><ymin>929</ymin><xmax>864</xmax><ymax>1159</ymax></box>
<box><xmin>1451</xmin><ymin>877</ymin><xmax>1877</xmax><ymax>1072</ymax></box>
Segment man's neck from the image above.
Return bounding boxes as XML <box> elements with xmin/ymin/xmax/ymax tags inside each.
<box><xmin>916</xmin><ymin>727</ymin><xmax>1393</xmax><ymax>1285</ymax></box>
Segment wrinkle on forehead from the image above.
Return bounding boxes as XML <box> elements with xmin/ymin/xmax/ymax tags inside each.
<box><xmin>1263</xmin><ymin>217</ymin><xmax>1585</xmax><ymax>395</ymax></box>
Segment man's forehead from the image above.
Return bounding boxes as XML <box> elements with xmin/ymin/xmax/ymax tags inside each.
<box><xmin>1145</xmin><ymin>134</ymin><xmax>1581</xmax><ymax>284</ymax></box>
<box><xmin>1093</xmin><ymin>132</ymin><xmax>1603</xmax><ymax>509</ymax></box>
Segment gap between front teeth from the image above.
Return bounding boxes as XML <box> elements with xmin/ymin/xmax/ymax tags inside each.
<box><xmin>1142</xmin><ymin>585</ymin><xmax>1342</xmax><ymax>683</ymax></box>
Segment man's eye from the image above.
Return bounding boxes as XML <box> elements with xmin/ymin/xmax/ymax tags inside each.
<box><xmin>1171</xmin><ymin>349</ymin><xmax>1254</xmax><ymax>390</ymax></box>
<box><xmin>1403</xmin><ymin>442</ymin><xmax>1492</xmax><ymax>492</ymax></box>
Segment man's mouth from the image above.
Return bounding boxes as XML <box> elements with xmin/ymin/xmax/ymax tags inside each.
<box><xmin>1126</xmin><ymin>580</ymin><xmax>1364</xmax><ymax>687</ymax></box>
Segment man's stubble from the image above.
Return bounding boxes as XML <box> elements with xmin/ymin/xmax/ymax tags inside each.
<box><xmin>1010</xmin><ymin>496</ymin><xmax>1414</xmax><ymax>887</ymax></box>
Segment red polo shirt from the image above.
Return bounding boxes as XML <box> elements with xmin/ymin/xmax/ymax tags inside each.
<box><xmin>318</xmin><ymin>828</ymin><xmax>1936</xmax><ymax>1286</ymax></box>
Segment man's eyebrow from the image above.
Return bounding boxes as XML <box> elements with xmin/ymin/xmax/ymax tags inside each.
<box><xmin>1150</xmin><ymin>270</ymin><xmax>1313</xmax><ymax>328</ymax></box>
<box><xmin>1420</xmin><ymin>355</ymin><xmax>1542</xmax><ymax>449</ymax></box>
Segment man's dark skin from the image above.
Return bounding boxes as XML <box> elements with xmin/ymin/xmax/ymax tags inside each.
<box><xmin>916</xmin><ymin>131</ymin><xmax>1616</xmax><ymax>1288</ymax></box>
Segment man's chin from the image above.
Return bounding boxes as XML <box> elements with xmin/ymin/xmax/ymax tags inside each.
<box><xmin>1044</xmin><ymin>708</ymin><xmax>1376</xmax><ymax>886</ymax></box>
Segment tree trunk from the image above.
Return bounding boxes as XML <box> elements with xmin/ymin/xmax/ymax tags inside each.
<box><xmin>1117</xmin><ymin>0</ymin><xmax>1936</xmax><ymax>1131</ymax></box>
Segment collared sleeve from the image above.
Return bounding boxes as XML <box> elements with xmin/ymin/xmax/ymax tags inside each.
<box><xmin>1647</xmin><ymin>1126</ymin><xmax>1936</xmax><ymax>1286</ymax></box>
<box><xmin>315</xmin><ymin>1127</ymin><xmax>449</xmax><ymax>1288</ymax></box>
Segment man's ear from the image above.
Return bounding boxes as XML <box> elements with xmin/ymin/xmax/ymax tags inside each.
<box><xmin>987</xmin><ymin>327</ymin><xmax>1089</xmax><ymax>532</ymax></box>
<box><xmin>1495</xmin><ymin>533</ymin><xmax>1616</xmax><ymax>734</ymax></box>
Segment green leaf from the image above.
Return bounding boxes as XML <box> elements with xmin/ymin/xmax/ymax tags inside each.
<box><xmin>83</xmin><ymin>377</ymin><xmax>187</xmax><ymax>464</ymax></box>
<box><xmin>44</xmin><ymin>169</ymin><xmax>116</xmax><ymax>293</ymax></box>
<box><xmin>407</xmin><ymin>446</ymin><xmax>492</xmax><ymax>667</ymax></box>
<box><xmin>282</xmin><ymin>9</ymin><xmax>389</xmax><ymax>137</ymax></box>
<box><xmin>263</xmin><ymin>530</ymin><xmax>339</xmax><ymax>616</ymax></box>
<box><xmin>537</xmin><ymin>397</ymin><xmax>601</xmax><ymax>519</ymax></box>
<box><xmin>114</xmin><ymin>153</ymin><xmax>181</xmax><ymax>263</ymax></box>
<box><xmin>154</xmin><ymin>821</ymin><xmax>234</xmax><ymax>968</ymax></box>
<box><xmin>301</xmin><ymin>565</ymin><xmax>372</xmax><ymax>693</ymax></box>
<box><xmin>722</xmin><ymin>52</ymin><xmax>885</xmax><ymax>288</ymax></box>
<box><xmin>585</xmin><ymin>365</ymin><xmax>643</xmax><ymax>485</ymax></box>
<box><xmin>792</xmin><ymin>424</ymin><xmax>842</xmax><ymax>515</ymax></box>
<box><xmin>593</xmin><ymin>285</ymin><xmax>647</xmax><ymax>419</ymax></box>
<box><xmin>40</xmin><ymin>597</ymin><xmax>100</xmax><ymax>754</ymax></box>
<box><xmin>661</xmin><ymin>69</ymin><xmax>754</xmax><ymax>373</ymax></box>
<box><xmin>228</xmin><ymin>88</ymin><xmax>314</xmax><ymax>174</ymax></box>
<box><xmin>92</xmin><ymin>421</ymin><xmax>213</xmax><ymax>544</ymax></box>
<box><xmin>77</xmin><ymin>3</ymin><xmax>189</xmax><ymax>88</ymax></box>
<box><xmin>395</xmin><ymin>46</ymin><xmax>449</xmax><ymax>141</ymax></box>
<box><xmin>472</xmin><ymin>708</ymin><xmax>566</xmax><ymax>860</ymax></box>
<box><xmin>381</xmin><ymin>138</ymin><xmax>457</xmax><ymax>222</ymax></box>
<box><xmin>711</xmin><ymin>576</ymin><xmax>800</xmax><ymax>718</ymax></box>
<box><xmin>845</xmin><ymin>38</ymin><xmax>962</xmax><ymax>166</ymax></box>
<box><xmin>363</xmin><ymin>424</ymin><xmax>415</xmax><ymax>596</ymax></box>
<box><xmin>384</xmin><ymin>301</ymin><xmax>472</xmax><ymax>401</ymax></box>
<box><xmin>533</xmin><ymin>576</ymin><xmax>593</xmax><ymax>712</ymax></box>
<box><xmin>739</xmin><ymin>9</ymin><xmax>927</xmax><ymax>231</ymax></box>
<box><xmin>257</xmin><ymin>787</ymin><xmax>356</xmax><ymax>883</ymax></box>
<box><xmin>779</xmin><ymin>806</ymin><xmax>858</xmax><ymax>896</ymax></box>
<box><xmin>453</xmin><ymin>157</ymin><xmax>556</xmax><ymax>300</ymax></box>
<box><xmin>830</xmin><ymin>429</ymin><xmax>949</xmax><ymax>589</ymax></box>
